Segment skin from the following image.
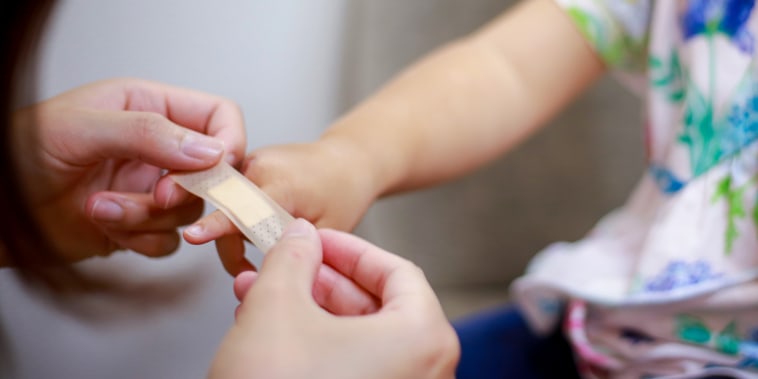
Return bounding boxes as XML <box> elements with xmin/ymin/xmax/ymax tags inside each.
<box><xmin>3</xmin><ymin>77</ymin><xmax>454</xmax><ymax>377</ymax></box>
<box><xmin>185</xmin><ymin>0</ymin><xmax>607</xmax><ymax>275</ymax></box>
<box><xmin>209</xmin><ymin>219</ymin><xmax>459</xmax><ymax>379</ymax></box>
<box><xmin>1</xmin><ymin>78</ymin><xmax>246</xmax><ymax>264</ymax></box>
<box><xmin>207</xmin><ymin>1</ymin><xmax>607</xmax><ymax>374</ymax></box>
<box><xmin>3</xmin><ymin>0</ymin><xmax>607</xmax><ymax>375</ymax></box>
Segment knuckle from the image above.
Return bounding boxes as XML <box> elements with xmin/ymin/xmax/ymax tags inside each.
<box><xmin>397</xmin><ymin>259</ymin><xmax>427</xmax><ymax>281</ymax></box>
<box><xmin>407</xmin><ymin>261</ymin><xmax>425</xmax><ymax>276</ymax></box>
<box><xmin>242</xmin><ymin>147</ymin><xmax>287</xmax><ymax>179</ymax></box>
<box><xmin>130</xmin><ymin>112</ymin><xmax>165</xmax><ymax>140</ymax></box>
<box><xmin>112</xmin><ymin>77</ymin><xmax>139</xmax><ymax>88</ymax></box>
<box><xmin>411</xmin><ymin>320</ymin><xmax>460</xmax><ymax>375</ymax></box>
<box><xmin>226</xmin><ymin>100</ymin><xmax>243</xmax><ymax>118</ymax></box>
<box><xmin>242</xmin><ymin>152</ymin><xmax>269</xmax><ymax>178</ymax></box>
<box><xmin>433</xmin><ymin>328</ymin><xmax>461</xmax><ymax>374</ymax></box>
<box><xmin>218</xmin><ymin>97</ymin><xmax>243</xmax><ymax>119</ymax></box>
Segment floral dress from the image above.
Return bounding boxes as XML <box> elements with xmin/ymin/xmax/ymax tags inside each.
<box><xmin>512</xmin><ymin>0</ymin><xmax>758</xmax><ymax>378</ymax></box>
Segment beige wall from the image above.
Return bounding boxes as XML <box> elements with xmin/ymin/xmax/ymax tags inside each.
<box><xmin>344</xmin><ymin>0</ymin><xmax>645</xmax><ymax>289</ymax></box>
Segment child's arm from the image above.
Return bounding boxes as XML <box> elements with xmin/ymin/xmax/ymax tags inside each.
<box><xmin>322</xmin><ymin>0</ymin><xmax>605</xmax><ymax>195</ymax></box>
<box><xmin>184</xmin><ymin>0</ymin><xmax>606</xmax><ymax>275</ymax></box>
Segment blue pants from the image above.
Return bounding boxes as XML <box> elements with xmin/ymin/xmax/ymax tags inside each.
<box><xmin>453</xmin><ymin>305</ymin><xmax>580</xmax><ymax>379</ymax></box>
<box><xmin>453</xmin><ymin>306</ymin><xmax>739</xmax><ymax>379</ymax></box>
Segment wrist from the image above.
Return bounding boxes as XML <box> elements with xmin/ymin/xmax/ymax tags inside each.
<box><xmin>320</xmin><ymin>111</ymin><xmax>411</xmax><ymax>198</ymax></box>
<box><xmin>318</xmin><ymin>131</ymin><xmax>388</xmax><ymax>200</ymax></box>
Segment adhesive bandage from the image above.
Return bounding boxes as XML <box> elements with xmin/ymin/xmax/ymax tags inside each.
<box><xmin>171</xmin><ymin>161</ymin><xmax>294</xmax><ymax>253</ymax></box>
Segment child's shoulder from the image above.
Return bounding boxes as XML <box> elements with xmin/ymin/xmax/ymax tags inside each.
<box><xmin>554</xmin><ymin>0</ymin><xmax>652</xmax><ymax>71</ymax></box>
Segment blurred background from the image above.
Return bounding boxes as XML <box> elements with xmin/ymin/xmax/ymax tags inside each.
<box><xmin>0</xmin><ymin>0</ymin><xmax>642</xmax><ymax>378</ymax></box>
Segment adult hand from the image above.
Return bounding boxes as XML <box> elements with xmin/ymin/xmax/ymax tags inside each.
<box><xmin>12</xmin><ymin>78</ymin><xmax>246</xmax><ymax>262</ymax></box>
<box><xmin>183</xmin><ymin>137</ymin><xmax>379</xmax><ymax>275</ymax></box>
<box><xmin>209</xmin><ymin>219</ymin><xmax>459</xmax><ymax>379</ymax></box>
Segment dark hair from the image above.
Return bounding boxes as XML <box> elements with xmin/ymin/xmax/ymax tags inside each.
<box><xmin>0</xmin><ymin>1</ymin><xmax>88</xmax><ymax>291</ymax></box>
<box><xmin>0</xmin><ymin>3</ymin><xmax>202</xmax><ymax>325</ymax></box>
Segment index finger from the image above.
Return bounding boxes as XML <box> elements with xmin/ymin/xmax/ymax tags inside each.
<box><xmin>71</xmin><ymin>78</ymin><xmax>247</xmax><ymax>164</ymax></box>
<box><xmin>126</xmin><ymin>80</ymin><xmax>247</xmax><ymax>164</ymax></box>
<box><xmin>118</xmin><ymin>79</ymin><xmax>247</xmax><ymax>208</ymax></box>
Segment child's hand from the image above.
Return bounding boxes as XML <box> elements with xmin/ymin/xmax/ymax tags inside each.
<box><xmin>185</xmin><ymin>0</ymin><xmax>605</xmax><ymax>277</ymax></box>
<box><xmin>183</xmin><ymin>137</ymin><xmax>379</xmax><ymax>275</ymax></box>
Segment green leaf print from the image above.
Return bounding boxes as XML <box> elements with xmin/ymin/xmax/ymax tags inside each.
<box><xmin>711</xmin><ymin>176</ymin><xmax>749</xmax><ymax>254</ymax></box>
<box><xmin>712</xmin><ymin>176</ymin><xmax>733</xmax><ymax>201</ymax></box>
<box><xmin>676</xmin><ymin>314</ymin><xmax>711</xmax><ymax>344</ymax></box>
<box><xmin>675</xmin><ymin>314</ymin><xmax>742</xmax><ymax>355</ymax></box>
<box><xmin>565</xmin><ymin>7</ymin><xmax>625</xmax><ymax>67</ymax></box>
<box><xmin>649</xmin><ymin>50</ymin><xmax>685</xmax><ymax>103</ymax></box>
<box><xmin>677</xmin><ymin>315</ymin><xmax>745</xmax><ymax>356</ymax></box>
<box><xmin>716</xmin><ymin>321</ymin><xmax>740</xmax><ymax>356</ymax></box>
<box><xmin>680</xmin><ymin>80</ymin><xmax>719</xmax><ymax>177</ymax></box>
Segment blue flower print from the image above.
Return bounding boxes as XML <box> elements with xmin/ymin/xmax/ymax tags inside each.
<box><xmin>720</xmin><ymin>83</ymin><xmax>758</xmax><ymax>159</ymax></box>
<box><xmin>649</xmin><ymin>164</ymin><xmax>687</xmax><ymax>194</ymax></box>
<box><xmin>645</xmin><ymin>260</ymin><xmax>723</xmax><ymax>292</ymax></box>
<box><xmin>681</xmin><ymin>0</ymin><xmax>756</xmax><ymax>53</ymax></box>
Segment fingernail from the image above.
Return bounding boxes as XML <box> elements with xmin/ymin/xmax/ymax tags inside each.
<box><xmin>163</xmin><ymin>184</ymin><xmax>175</xmax><ymax>209</ymax></box>
<box><xmin>185</xmin><ymin>224</ymin><xmax>204</xmax><ymax>237</ymax></box>
<box><xmin>282</xmin><ymin>218</ymin><xmax>313</xmax><ymax>238</ymax></box>
<box><xmin>91</xmin><ymin>199</ymin><xmax>124</xmax><ymax>222</ymax></box>
<box><xmin>181</xmin><ymin>134</ymin><xmax>224</xmax><ymax>161</ymax></box>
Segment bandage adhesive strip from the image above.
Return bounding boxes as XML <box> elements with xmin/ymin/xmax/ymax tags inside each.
<box><xmin>171</xmin><ymin>161</ymin><xmax>294</xmax><ymax>253</ymax></box>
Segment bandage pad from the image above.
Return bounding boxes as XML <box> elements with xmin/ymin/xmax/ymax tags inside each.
<box><xmin>171</xmin><ymin>161</ymin><xmax>294</xmax><ymax>253</ymax></box>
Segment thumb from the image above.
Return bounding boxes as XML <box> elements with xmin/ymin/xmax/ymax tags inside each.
<box><xmin>66</xmin><ymin>109</ymin><xmax>226</xmax><ymax>170</ymax></box>
<box><xmin>253</xmin><ymin>219</ymin><xmax>322</xmax><ymax>300</ymax></box>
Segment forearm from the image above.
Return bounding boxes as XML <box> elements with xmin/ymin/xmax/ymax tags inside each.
<box><xmin>322</xmin><ymin>0</ymin><xmax>605</xmax><ymax>196</ymax></box>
